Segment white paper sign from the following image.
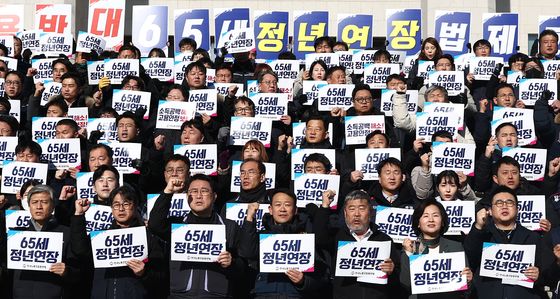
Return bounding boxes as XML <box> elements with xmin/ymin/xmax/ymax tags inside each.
<box><xmin>31</xmin><ymin>116</ymin><xmax>67</xmax><ymax>140</ymax></box>
<box><xmin>441</xmin><ymin>201</ymin><xmax>475</xmax><ymax>235</ymax></box>
<box><xmin>40</xmin><ymin>81</ymin><xmax>62</xmax><ymax>106</ymax></box>
<box><xmin>302</xmin><ymin>80</ymin><xmax>327</xmax><ymax>105</ymax></box>
<box><xmin>1</xmin><ymin>161</ymin><xmax>48</xmax><ymax>194</ymax></box>
<box><xmin>5</xmin><ymin>210</ymin><xmax>31</xmax><ymax>232</ymax></box>
<box><xmin>479</xmin><ymin>242</ymin><xmax>535</xmax><ymax>287</ymax></box>
<box><xmin>470</xmin><ymin>57</ymin><xmax>504</xmax><ymax>80</ymax></box>
<box><xmin>155</xmin><ymin>100</ymin><xmax>196</xmax><ymax>130</ymax></box>
<box><xmin>491</xmin><ymin>107</ymin><xmax>537</xmax><ymax>146</ymax></box>
<box><xmin>112</xmin><ymin>89</ymin><xmax>151</xmax><ymax>119</ymax></box>
<box><xmin>317</xmin><ymin>84</ymin><xmax>355</xmax><ymax>111</ymax></box>
<box><xmin>363</xmin><ymin>63</ymin><xmax>400</xmax><ymax>89</ymax></box>
<box><xmin>431</xmin><ymin>142</ymin><xmax>476</xmax><ymax>176</ymax></box>
<box><xmin>170</xmin><ymin>224</ymin><xmax>226</xmax><ymax>262</ymax></box>
<box><xmin>141</xmin><ymin>57</ymin><xmax>174</xmax><ymax>82</ymax></box>
<box><xmin>507</xmin><ymin>71</ymin><xmax>523</xmax><ymax>87</ymax></box>
<box><xmin>87</xmin><ymin>118</ymin><xmax>118</xmax><ymax>142</ymax></box>
<box><xmin>106</xmin><ymin>142</ymin><xmax>142</xmax><ymax>174</ymax></box>
<box><xmin>344</xmin><ymin>115</ymin><xmax>385</xmax><ymax>145</ymax></box>
<box><xmin>174</xmin><ymin>144</ymin><xmax>218</xmax><ymax>176</ymax></box>
<box><xmin>90</xmin><ymin>226</ymin><xmax>148</xmax><ymax>268</ymax></box>
<box><xmin>76</xmin><ymin>172</ymin><xmax>96</xmax><ymax>202</ymax></box>
<box><xmin>294</xmin><ymin>173</ymin><xmax>340</xmax><ymax>208</ymax></box>
<box><xmin>305</xmin><ymin>53</ymin><xmax>340</xmax><ymax>69</ymax></box>
<box><xmin>542</xmin><ymin>60</ymin><xmax>560</xmax><ymax>80</ymax></box>
<box><xmin>410</xmin><ymin>252</ymin><xmax>468</xmax><ymax>294</ymax></box>
<box><xmin>380</xmin><ymin>89</ymin><xmax>419</xmax><ymax>117</ymax></box>
<box><xmin>85</xmin><ymin>204</ymin><xmax>114</xmax><ymax>233</ymax></box>
<box><xmin>217</xmin><ymin>27</ymin><xmax>255</xmax><ymax>54</ymax></box>
<box><xmin>267</xmin><ymin>60</ymin><xmax>300</xmax><ymax>79</ymax></box>
<box><xmin>38</xmin><ymin>138</ymin><xmax>82</xmax><ymax>170</ymax></box>
<box><xmin>0</xmin><ymin>136</ymin><xmax>18</xmax><ymax>166</ymax></box>
<box><xmin>104</xmin><ymin>59</ymin><xmax>140</xmax><ymax>85</ymax></box>
<box><xmin>229</xmin><ymin>117</ymin><xmax>273</xmax><ymax>147</ymax></box>
<box><xmin>335</xmin><ymin>240</ymin><xmax>391</xmax><ymax>284</ymax></box>
<box><xmin>146</xmin><ymin>193</ymin><xmax>190</xmax><ymax>220</ymax></box>
<box><xmin>252</xmin><ymin>93</ymin><xmax>289</xmax><ymax>120</ymax></box>
<box><xmin>225</xmin><ymin>203</ymin><xmax>270</xmax><ymax>231</ymax></box>
<box><xmin>416</xmin><ymin>60</ymin><xmax>435</xmax><ymax>79</ymax></box>
<box><xmin>173</xmin><ymin>60</ymin><xmax>191</xmax><ymax>84</ymax></box>
<box><xmin>291</xmin><ymin>148</ymin><xmax>336</xmax><ymax>180</ymax></box>
<box><xmin>32</xmin><ymin>58</ymin><xmax>56</xmax><ymax>83</ymax></box>
<box><xmin>68</xmin><ymin>107</ymin><xmax>89</xmax><ymax>130</ymax></box>
<box><xmin>518</xmin><ymin>78</ymin><xmax>557</xmax><ymax>106</ymax></box>
<box><xmin>17</xmin><ymin>30</ymin><xmax>41</xmax><ymax>54</ymax></box>
<box><xmin>259</xmin><ymin>234</ymin><xmax>315</xmax><ymax>273</ymax></box>
<box><xmin>338</xmin><ymin>51</ymin><xmax>355</xmax><ymax>73</ymax></box>
<box><xmin>188</xmin><ymin>89</ymin><xmax>218</xmax><ymax>116</ymax></box>
<box><xmin>375</xmin><ymin>206</ymin><xmax>417</xmax><ymax>244</ymax></box>
<box><xmin>352</xmin><ymin>50</ymin><xmax>378</xmax><ymax>74</ymax></box>
<box><xmin>230</xmin><ymin>160</ymin><xmax>276</xmax><ymax>192</ymax></box>
<box><xmin>502</xmin><ymin>147</ymin><xmax>547</xmax><ymax>181</ymax></box>
<box><xmin>87</xmin><ymin>60</ymin><xmax>104</xmax><ymax>85</ymax></box>
<box><xmin>39</xmin><ymin>33</ymin><xmax>73</xmax><ymax>57</ymax></box>
<box><xmin>213</xmin><ymin>83</ymin><xmax>244</xmax><ymax>97</ymax></box>
<box><xmin>7</xmin><ymin>230</ymin><xmax>63</xmax><ymax>271</ymax></box>
<box><xmin>76</xmin><ymin>31</ymin><xmax>106</xmax><ymax>54</ymax></box>
<box><xmin>355</xmin><ymin>148</ymin><xmax>401</xmax><ymax>180</ymax></box>
<box><xmin>428</xmin><ymin>71</ymin><xmax>465</xmax><ymax>96</ymax></box>
<box><xmin>516</xmin><ymin>195</ymin><xmax>546</xmax><ymax>231</ymax></box>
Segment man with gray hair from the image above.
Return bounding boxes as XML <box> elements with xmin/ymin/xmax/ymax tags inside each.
<box><xmin>313</xmin><ymin>189</ymin><xmax>401</xmax><ymax>299</ymax></box>
<box><xmin>5</xmin><ymin>185</ymin><xmax>80</xmax><ymax>299</ymax></box>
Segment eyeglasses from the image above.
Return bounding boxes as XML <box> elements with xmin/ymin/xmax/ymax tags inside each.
<box><xmin>165</xmin><ymin>167</ymin><xmax>186</xmax><ymax>174</ymax></box>
<box><xmin>240</xmin><ymin>170</ymin><xmax>259</xmax><ymax>177</ymax></box>
<box><xmin>261</xmin><ymin>80</ymin><xmax>277</xmax><ymax>86</ymax></box>
<box><xmin>354</xmin><ymin>96</ymin><xmax>373</xmax><ymax>104</ymax></box>
<box><xmin>235</xmin><ymin>107</ymin><xmax>253</xmax><ymax>113</ymax></box>
<box><xmin>493</xmin><ymin>199</ymin><xmax>516</xmax><ymax>207</ymax></box>
<box><xmin>111</xmin><ymin>201</ymin><xmax>133</xmax><ymax>210</ymax></box>
<box><xmin>187</xmin><ymin>188</ymin><xmax>211</xmax><ymax>196</ymax></box>
<box><xmin>5</xmin><ymin>80</ymin><xmax>21</xmax><ymax>86</ymax></box>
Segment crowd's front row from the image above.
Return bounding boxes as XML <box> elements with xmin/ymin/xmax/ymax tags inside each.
<box><xmin>1</xmin><ymin>163</ymin><xmax>560</xmax><ymax>299</ymax></box>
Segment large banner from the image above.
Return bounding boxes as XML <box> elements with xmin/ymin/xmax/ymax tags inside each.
<box><xmin>132</xmin><ymin>6</ymin><xmax>168</xmax><ymax>57</ymax></box>
<box><xmin>386</xmin><ymin>9</ymin><xmax>422</xmax><ymax>56</ymax></box>
<box><xmin>293</xmin><ymin>11</ymin><xmax>329</xmax><ymax>59</ymax></box>
<box><xmin>337</xmin><ymin>14</ymin><xmax>373</xmax><ymax>50</ymax></box>
<box><xmin>434</xmin><ymin>11</ymin><xmax>470</xmax><ymax>56</ymax></box>
<box><xmin>88</xmin><ymin>0</ymin><xmax>125</xmax><ymax>51</ymax></box>
<box><xmin>174</xmin><ymin>9</ymin><xmax>210</xmax><ymax>52</ymax></box>
<box><xmin>214</xmin><ymin>8</ymin><xmax>250</xmax><ymax>51</ymax></box>
<box><xmin>483</xmin><ymin>13</ymin><xmax>518</xmax><ymax>60</ymax></box>
<box><xmin>0</xmin><ymin>5</ymin><xmax>24</xmax><ymax>35</ymax></box>
<box><xmin>35</xmin><ymin>4</ymin><xmax>72</xmax><ymax>35</ymax></box>
<box><xmin>254</xmin><ymin>11</ymin><xmax>289</xmax><ymax>60</ymax></box>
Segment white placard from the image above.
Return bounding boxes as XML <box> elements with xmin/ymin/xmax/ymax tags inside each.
<box><xmin>87</xmin><ymin>118</ymin><xmax>118</xmax><ymax>142</ymax></box>
<box><xmin>507</xmin><ymin>71</ymin><xmax>523</xmax><ymax>87</ymax></box>
<box><xmin>155</xmin><ymin>100</ymin><xmax>196</xmax><ymax>130</ymax></box>
<box><xmin>252</xmin><ymin>93</ymin><xmax>289</xmax><ymax>120</ymax></box>
<box><xmin>7</xmin><ymin>230</ymin><xmax>63</xmax><ymax>271</ymax></box>
<box><xmin>0</xmin><ymin>136</ymin><xmax>18</xmax><ymax>166</ymax></box>
<box><xmin>225</xmin><ymin>202</ymin><xmax>270</xmax><ymax>231</ymax></box>
<box><xmin>85</xmin><ymin>204</ymin><xmax>114</xmax><ymax>233</ymax></box>
<box><xmin>112</xmin><ymin>89</ymin><xmax>151</xmax><ymax>119</ymax></box>
<box><xmin>17</xmin><ymin>30</ymin><xmax>41</xmax><ymax>54</ymax></box>
<box><xmin>502</xmin><ymin>147</ymin><xmax>547</xmax><ymax>181</ymax></box>
<box><xmin>305</xmin><ymin>53</ymin><xmax>340</xmax><ymax>69</ymax></box>
<box><xmin>431</xmin><ymin>142</ymin><xmax>476</xmax><ymax>176</ymax></box>
<box><xmin>428</xmin><ymin>71</ymin><xmax>465</xmax><ymax>96</ymax></box>
<box><xmin>267</xmin><ymin>60</ymin><xmax>300</xmax><ymax>79</ymax></box>
<box><xmin>31</xmin><ymin>116</ymin><xmax>67</xmax><ymax>140</ymax></box>
<box><xmin>217</xmin><ymin>27</ymin><xmax>255</xmax><ymax>54</ymax></box>
<box><xmin>277</xmin><ymin>79</ymin><xmax>294</xmax><ymax>102</ymax></box>
<box><xmin>0</xmin><ymin>56</ymin><xmax>17</xmax><ymax>71</ymax></box>
<box><xmin>491</xmin><ymin>107</ymin><xmax>536</xmax><ymax>146</ymax></box>
<box><xmin>337</xmin><ymin>51</ymin><xmax>355</xmax><ymax>74</ymax></box>
<box><xmin>146</xmin><ymin>193</ymin><xmax>190</xmax><ymax>220</ymax></box>
<box><xmin>90</xmin><ymin>226</ymin><xmax>148</xmax><ymax>268</ymax></box>
<box><xmin>259</xmin><ymin>234</ymin><xmax>315</xmax><ymax>273</ymax></box>
<box><xmin>441</xmin><ymin>201</ymin><xmax>475</xmax><ymax>235</ymax></box>
<box><xmin>104</xmin><ymin>59</ymin><xmax>140</xmax><ymax>85</ymax></box>
<box><xmin>344</xmin><ymin>115</ymin><xmax>385</xmax><ymax>145</ymax></box>
<box><xmin>479</xmin><ymin>242</ymin><xmax>535</xmax><ymax>288</ymax></box>
<box><xmin>31</xmin><ymin>58</ymin><xmax>56</xmax><ymax>83</ymax></box>
<box><xmin>141</xmin><ymin>57</ymin><xmax>174</xmax><ymax>82</ymax></box>
<box><xmin>173</xmin><ymin>60</ymin><xmax>191</xmax><ymax>84</ymax></box>
<box><xmin>188</xmin><ymin>89</ymin><xmax>218</xmax><ymax>116</ymax></box>
<box><xmin>291</xmin><ymin>148</ymin><xmax>336</xmax><ymax>180</ymax></box>
<box><xmin>335</xmin><ymin>240</ymin><xmax>391</xmax><ymax>284</ymax></box>
<box><xmin>375</xmin><ymin>206</ymin><xmax>417</xmax><ymax>244</ymax></box>
<box><xmin>8</xmin><ymin>99</ymin><xmax>20</xmax><ymax>123</ymax></box>
<box><xmin>317</xmin><ymin>84</ymin><xmax>355</xmax><ymax>111</ymax></box>
<box><xmin>40</xmin><ymin>81</ymin><xmax>62</xmax><ymax>106</ymax></box>
<box><xmin>470</xmin><ymin>57</ymin><xmax>504</xmax><ymax>80</ymax></box>
<box><xmin>5</xmin><ymin>210</ymin><xmax>31</xmax><ymax>232</ymax></box>
<box><xmin>294</xmin><ymin>173</ymin><xmax>340</xmax><ymax>209</ymax></box>
<box><xmin>213</xmin><ymin>83</ymin><xmax>244</xmax><ymax>97</ymax></box>
<box><xmin>170</xmin><ymin>224</ymin><xmax>226</xmax><ymax>262</ymax></box>
<box><xmin>363</xmin><ymin>63</ymin><xmax>400</xmax><ymax>89</ymax></box>
<box><xmin>230</xmin><ymin>160</ymin><xmax>276</xmax><ymax>193</ymax></box>
<box><xmin>352</xmin><ymin>50</ymin><xmax>378</xmax><ymax>74</ymax></box>
<box><xmin>518</xmin><ymin>78</ymin><xmax>557</xmax><ymax>106</ymax></box>
<box><xmin>302</xmin><ymin>80</ymin><xmax>327</xmax><ymax>105</ymax></box>
<box><xmin>1</xmin><ymin>161</ymin><xmax>48</xmax><ymax>194</ymax></box>
<box><xmin>76</xmin><ymin>172</ymin><xmax>96</xmax><ymax>202</ymax></box>
<box><xmin>174</xmin><ymin>144</ymin><xmax>218</xmax><ymax>176</ymax></box>
<box><xmin>416</xmin><ymin>60</ymin><xmax>435</xmax><ymax>80</ymax></box>
<box><xmin>106</xmin><ymin>142</ymin><xmax>142</xmax><ymax>174</ymax></box>
<box><xmin>410</xmin><ymin>252</ymin><xmax>467</xmax><ymax>294</ymax></box>
<box><xmin>542</xmin><ymin>60</ymin><xmax>560</xmax><ymax>80</ymax></box>
<box><xmin>76</xmin><ymin>31</ymin><xmax>106</xmax><ymax>54</ymax></box>
<box><xmin>229</xmin><ymin>117</ymin><xmax>273</xmax><ymax>147</ymax></box>
<box><xmin>38</xmin><ymin>138</ymin><xmax>82</xmax><ymax>170</ymax></box>
<box><xmin>355</xmin><ymin>148</ymin><xmax>401</xmax><ymax>180</ymax></box>
<box><xmin>68</xmin><ymin>107</ymin><xmax>89</xmax><ymax>130</ymax></box>
<box><xmin>87</xmin><ymin>60</ymin><xmax>104</xmax><ymax>85</ymax></box>
<box><xmin>516</xmin><ymin>195</ymin><xmax>546</xmax><ymax>231</ymax></box>
<box><xmin>39</xmin><ymin>33</ymin><xmax>73</xmax><ymax>57</ymax></box>
<box><xmin>380</xmin><ymin>89</ymin><xmax>419</xmax><ymax>117</ymax></box>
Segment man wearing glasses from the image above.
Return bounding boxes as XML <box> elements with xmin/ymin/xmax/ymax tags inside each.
<box><xmin>149</xmin><ymin>173</ymin><xmax>248</xmax><ymax>299</ymax></box>
<box><xmin>464</xmin><ymin>186</ymin><xmax>555</xmax><ymax>299</ymax></box>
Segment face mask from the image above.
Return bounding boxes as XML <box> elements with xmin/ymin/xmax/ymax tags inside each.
<box><xmin>525</xmin><ymin>68</ymin><xmax>543</xmax><ymax>79</ymax></box>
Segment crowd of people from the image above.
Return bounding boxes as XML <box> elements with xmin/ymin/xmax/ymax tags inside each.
<box><xmin>0</xmin><ymin>23</ymin><xmax>559</xmax><ymax>299</ymax></box>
